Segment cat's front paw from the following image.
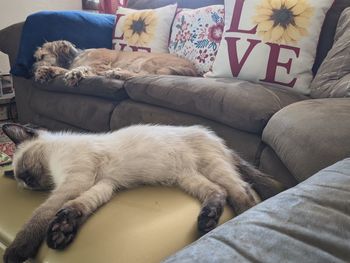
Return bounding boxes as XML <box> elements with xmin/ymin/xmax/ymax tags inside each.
<box><xmin>46</xmin><ymin>207</ymin><xmax>83</xmax><ymax>250</ymax></box>
<box><xmin>197</xmin><ymin>203</ymin><xmax>223</xmax><ymax>235</ymax></box>
<box><xmin>64</xmin><ymin>67</ymin><xmax>90</xmax><ymax>87</ymax></box>
<box><xmin>34</xmin><ymin>66</ymin><xmax>56</xmax><ymax>83</ymax></box>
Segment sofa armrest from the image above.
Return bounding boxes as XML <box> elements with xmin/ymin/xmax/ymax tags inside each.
<box><xmin>310</xmin><ymin>8</ymin><xmax>350</xmax><ymax>98</ymax></box>
<box><xmin>0</xmin><ymin>22</ymin><xmax>23</xmax><ymax>68</ymax></box>
<box><xmin>163</xmin><ymin>158</ymin><xmax>350</xmax><ymax>263</ymax></box>
<box><xmin>312</xmin><ymin>73</ymin><xmax>350</xmax><ymax>98</ymax></box>
<box><xmin>262</xmin><ymin>99</ymin><xmax>350</xmax><ymax>182</ymax></box>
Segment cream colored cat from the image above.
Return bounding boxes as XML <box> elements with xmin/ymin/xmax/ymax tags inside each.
<box><xmin>2</xmin><ymin>124</ymin><xmax>283</xmax><ymax>263</ymax></box>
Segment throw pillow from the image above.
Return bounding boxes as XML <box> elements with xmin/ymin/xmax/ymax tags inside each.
<box><xmin>310</xmin><ymin>7</ymin><xmax>350</xmax><ymax>98</ymax></box>
<box><xmin>127</xmin><ymin>0</ymin><xmax>224</xmax><ymax>10</ymax></box>
<box><xmin>112</xmin><ymin>4</ymin><xmax>177</xmax><ymax>53</ymax></box>
<box><xmin>207</xmin><ymin>0</ymin><xmax>334</xmax><ymax>94</ymax></box>
<box><xmin>169</xmin><ymin>5</ymin><xmax>225</xmax><ymax>75</ymax></box>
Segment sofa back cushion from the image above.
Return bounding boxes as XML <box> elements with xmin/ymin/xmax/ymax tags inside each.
<box><xmin>313</xmin><ymin>0</ymin><xmax>350</xmax><ymax>75</ymax></box>
<box><xmin>310</xmin><ymin>7</ymin><xmax>350</xmax><ymax>98</ymax></box>
<box><xmin>127</xmin><ymin>0</ymin><xmax>224</xmax><ymax>9</ymax></box>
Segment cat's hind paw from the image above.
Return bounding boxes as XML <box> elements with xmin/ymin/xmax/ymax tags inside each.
<box><xmin>197</xmin><ymin>203</ymin><xmax>223</xmax><ymax>235</ymax></box>
<box><xmin>46</xmin><ymin>207</ymin><xmax>82</xmax><ymax>250</ymax></box>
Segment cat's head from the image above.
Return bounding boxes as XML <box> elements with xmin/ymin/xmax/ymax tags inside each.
<box><xmin>2</xmin><ymin>124</ymin><xmax>54</xmax><ymax>191</ymax></box>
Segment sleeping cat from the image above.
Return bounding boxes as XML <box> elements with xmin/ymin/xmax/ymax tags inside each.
<box><xmin>33</xmin><ymin>40</ymin><xmax>198</xmax><ymax>86</ymax></box>
<box><xmin>2</xmin><ymin>123</ymin><xmax>283</xmax><ymax>263</ymax></box>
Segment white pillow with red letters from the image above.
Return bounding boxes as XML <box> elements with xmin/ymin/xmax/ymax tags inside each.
<box><xmin>112</xmin><ymin>4</ymin><xmax>177</xmax><ymax>53</ymax></box>
<box><xmin>206</xmin><ymin>0</ymin><xmax>333</xmax><ymax>95</ymax></box>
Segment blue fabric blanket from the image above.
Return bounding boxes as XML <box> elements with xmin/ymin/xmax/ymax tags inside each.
<box><xmin>11</xmin><ymin>11</ymin><xmax>115</xmax><ymax>78</ymax></box>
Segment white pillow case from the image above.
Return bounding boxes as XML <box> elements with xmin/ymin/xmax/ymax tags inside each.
<box><xmin>112</xmin><ymin>4</ymin><xmax>177</xmax><ymax>53</ymax></box>
<box><xmin>207</xmin><ymin>0</ymin><xmax>333</xmax><ymax>94</ymax></box>
<box><xmin>169</xmin><ymin>5</ymin><xmax>225</xmax><ymax>75</ymax></box>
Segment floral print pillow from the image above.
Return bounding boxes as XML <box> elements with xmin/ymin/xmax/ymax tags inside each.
<box><xmin>112</xmin><ymin>4</ymin><xmax>177</xmax><ymax>53</ymax></box>
<box><xmin>169</xmin><ymin>5</ymin><xmax>225</xmax><ymax>75</ymax></box>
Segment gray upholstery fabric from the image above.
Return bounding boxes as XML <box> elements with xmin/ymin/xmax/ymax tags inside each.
<box><xmin>12</xmin><ymin>77</ymin><xmax>38</xmax><ymax>124</ymax></box>
<box><xmin>127</xmin><ymin>0</ymin><xmax>224</xmax><ymax>9</ymax></box>
<box><xmin>262</xmin><ymin>99</ymin><xmax>350</xmax><ymax>182</ymax></box>
<box><xmin>311</xmin><ymin>8</ymin><xmax>350</xmax><ymax>98</ymax></box>
<box><xmin>29</xmin><ymin>88</ymin><xmax>117</xmax><ymax>132</ymax></box>
<box><xmin>313</xmin><ymin>0</ymin><xmax>350</xmax><ymax>75</ymax></box>
<box><xmin>124</xmin><ymin>76</ymin><xmax>305</xmax><ymax>134</ymax></box>
<box><xmin>31</xmin><ymin>114</ymin><xmax>85</xmax><ymax>132</ymax></box>
<box><xmin>0</xmin><ymin>22</ymin><xmax>23</xmax><ymax>67</ymax></box>
<box><xmin>110</xmin><ymin>100</ymin><xmax>262</xmax><ymax>164</ymax></box>
<box><xmin>259</xmin><ymin>146</ymin><xmax>297</xmax><ymax>189</ymax></box>
<box><xmin>111</xmin><ymin>101</ymin><xmax>302</xmax><ymax>188</ymax></box>
<box><xmin>34</xmin><ymin>76</ymin><xmax>128</xmax><ymax>100</ymax></box>
<box><xmin>13</xmin><ymin>77</ymin><xmax>82</xmax><ymax>132</ymax></box>
<box><xmin>14</xmin><ymin>76</ymin><xmax>117</xmax><ymax>133</ymax></box>
<box><xmin>163</xmin><ymin>158</ymin><xmax>350</xmax><ymax>263</ymax></box>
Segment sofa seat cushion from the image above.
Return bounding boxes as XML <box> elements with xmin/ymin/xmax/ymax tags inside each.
<box><xmin>0</xmin><ymin>174</ymin><xmax>233</xmax><ymax>263</ymax></box>
<box><xmin>29</xmin><ymin>88</ymin><xmax>117</xmax><ymax>132</ymax></box>
<box><xmin>163</xmin><ymin>158</ymin><xmax>350</xmax><ymax>263</ymax></box>
<box><xmin>262</xmin><ymin>98</ymin><xmax>350</xmax><ymax>182</ymax></box>
<box><xmin>34</xmin><ymin>76</ymin><xmax>128</xmax><ymax>101</ymax></box>
<box><xmin>125</xmin><ymin>76</ymin><xmax>306</xmax><ymax>134</ymax></box>
<box><xmin>110</xmin><ymin>100</ymin><xmax>263</xmax><ymax>163</ymax></box>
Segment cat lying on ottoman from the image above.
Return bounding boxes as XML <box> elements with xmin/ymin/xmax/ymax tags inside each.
<box><xmin>2</xmin><ymin>123</ymin><xmax>283</xmax><ymax>263</ymax></box>
<box><xmin>33</xmin><ymin>40</ymin><xmax>198</xmax><ymax>86</ymax></box>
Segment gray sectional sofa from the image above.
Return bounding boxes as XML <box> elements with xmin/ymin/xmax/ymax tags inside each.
<box><xmin>0</xmin><ymin>0</ymin><xmax>349</xmax><ymax>190</ymax></box>
<box><xmin>164</xmin><ymin>158</ymin><xmax>350</xmax><ymax>263</ymax></box>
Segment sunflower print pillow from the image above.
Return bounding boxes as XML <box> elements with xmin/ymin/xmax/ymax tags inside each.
<box><xmin>207</xmin><ymin>0</ymin><xmax>333</xmax><ymax>95</ymax></box>
<box><xmin>112</xmin><ymin>4</ymin><xmax>177</xmax><ymax>53</ymax></box>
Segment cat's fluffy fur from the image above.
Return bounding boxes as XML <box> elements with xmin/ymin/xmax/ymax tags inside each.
<box><xmin>33</xmin><ymin>40</ymin><xmax>198</xmax><ymax>86</ymax></box>
<box><xmin>2</xmin><ymin>124</ymin><xmax>283</xmax><ymax>263</ymax></box>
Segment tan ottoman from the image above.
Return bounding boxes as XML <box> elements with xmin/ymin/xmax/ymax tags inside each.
<box><xmin>0</xmin><ymin>174</ymin><xmax>234</xmax><ymax>263</ymax></box>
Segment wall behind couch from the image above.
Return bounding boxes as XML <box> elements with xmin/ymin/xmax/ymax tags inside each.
<box><xmin>0</xmin><ymin>0</ymin><xmax>82</xmax><ymax>73</ymax></box>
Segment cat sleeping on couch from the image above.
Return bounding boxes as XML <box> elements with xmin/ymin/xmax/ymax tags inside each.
<box><xmin>2</xmin><ymin>123</ymin><xmax>283</xmax><ymax>263</ymax></box>
<box><xmin>32</xmin><ymin>40</ymin><xmax>198</xmax><ymax>86</ymax></box>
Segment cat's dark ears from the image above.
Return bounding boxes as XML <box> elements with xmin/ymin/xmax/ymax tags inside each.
<box><xmin>2</xmin><ymin>123</ymin><xmax>39</xmax><ymax>145</ymax></box>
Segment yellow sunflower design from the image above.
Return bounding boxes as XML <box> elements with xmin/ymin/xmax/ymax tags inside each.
<box><xmin>123</xmin><ymin>10</ymin><xmax>158</xmax><ymax>46</ymax></box>
<box><xmin>253</xmin><ymin>0</ymin><xmax>314</xmax><ymax>45</ymax></box>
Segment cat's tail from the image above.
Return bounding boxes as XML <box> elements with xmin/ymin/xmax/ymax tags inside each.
<box><xmin>237</xmin><ymin>158</ymin><xmax>286</xmax><ymax>200</ymax></box>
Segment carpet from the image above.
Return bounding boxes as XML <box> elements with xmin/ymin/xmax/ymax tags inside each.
<box><xmin>0</xmin><ymin>124</ymin><xmax>15</xmax><ymax>177</ymax></box>
<box><xmin>0</xmin><ymin>124</ymin><xmax>15</xmax><ymax>158</ymax></box>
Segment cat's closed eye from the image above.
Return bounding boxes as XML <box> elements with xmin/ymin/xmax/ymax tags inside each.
<box><xmin>18</xmin><ymin>171</ymin><xmax>39</xmax><ymax>188</ymax></box>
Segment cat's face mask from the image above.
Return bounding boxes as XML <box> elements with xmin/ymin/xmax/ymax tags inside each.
<box><xmin>2</xmin><ymin>123</ymin><xmax>54</xmax><ymax>191</ymax></box>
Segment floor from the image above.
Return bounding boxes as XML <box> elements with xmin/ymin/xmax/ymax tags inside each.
<box><xmin>0</xmin><ymin>123</ymin><xmax>15</xmax><ymax>158</ymax></box>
